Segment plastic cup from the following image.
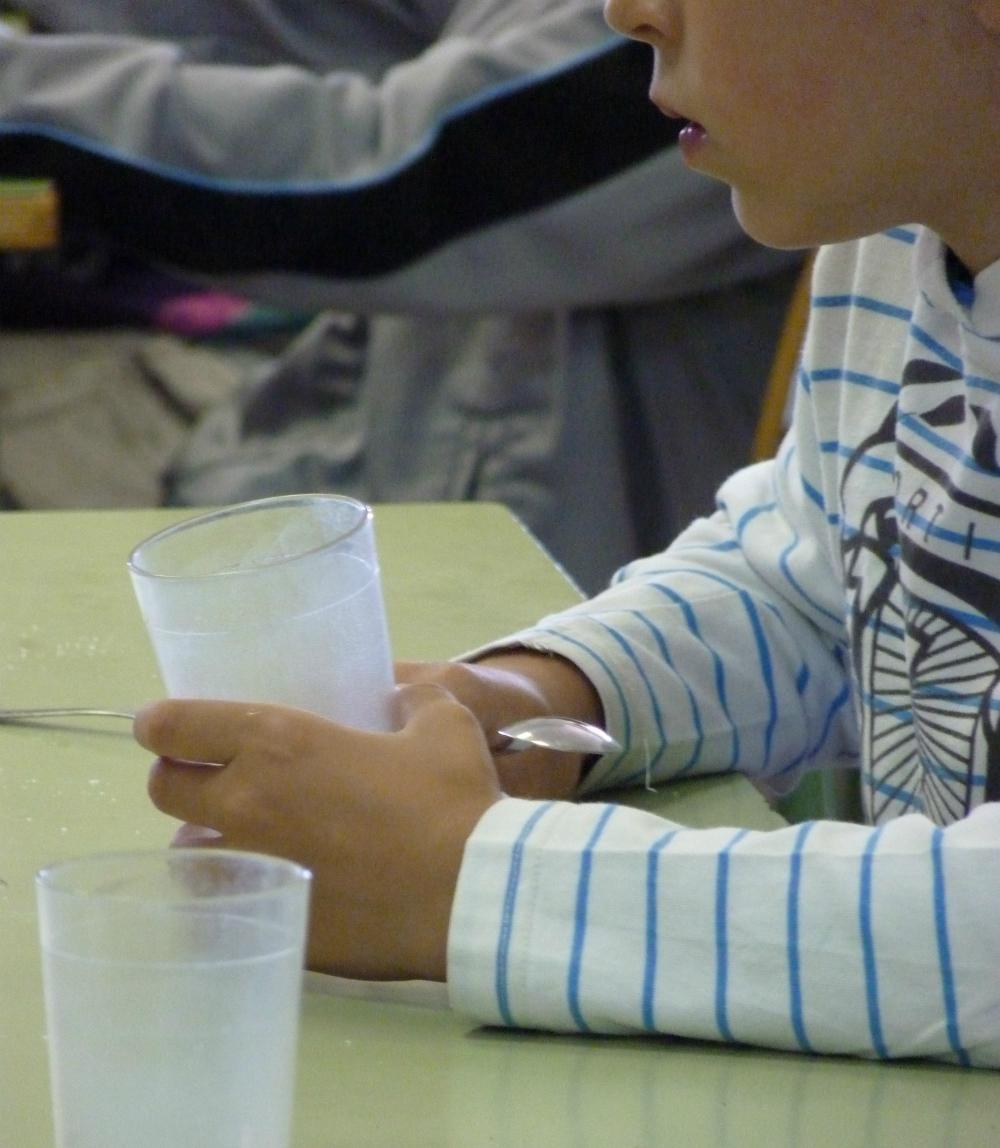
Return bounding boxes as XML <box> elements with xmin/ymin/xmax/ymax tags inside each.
<box><xmin>127</xmin><ymin>494</ymin><xmax>394</xmax><ymax>730</ymax></box>
<box><xmin>36</xmin><ymin>849</ymin><xmax>311</xmax><ymax>1148</ymax></box>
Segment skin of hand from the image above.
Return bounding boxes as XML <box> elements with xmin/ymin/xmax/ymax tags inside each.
<box><xmin>134</xmin><ymin>684</ymin><xmax>502</xmax><ymax>982</ymax></box>
<box><xmin>396</xmin><ymin>650</ymin><xmax>606</xmax><ymax>800</ymax></box>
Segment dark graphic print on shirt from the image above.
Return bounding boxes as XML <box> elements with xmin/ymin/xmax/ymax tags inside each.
<box><xmin>840</xmin><ymin>360</ymin><xmax>1000</xmax><ymax>822</ymax></box>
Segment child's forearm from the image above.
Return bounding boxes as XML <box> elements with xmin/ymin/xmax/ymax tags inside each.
<box><xmin>470</xmin><ymin>648</ymin><xmax>605</xmax><ymax>730</ymax></box>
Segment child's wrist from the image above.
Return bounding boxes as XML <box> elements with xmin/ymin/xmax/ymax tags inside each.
<box><xmin>473</xmin><ymin>647</ymin><xmax>603</xmax><ymax>728</ymax></box>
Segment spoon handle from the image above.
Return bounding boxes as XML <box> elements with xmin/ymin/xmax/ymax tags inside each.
<box><xmin>0</xmin><ymin>707</ymin><xmax>136</xmax><ymax>723</ymax></box>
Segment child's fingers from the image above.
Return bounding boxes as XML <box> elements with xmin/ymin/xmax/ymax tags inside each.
<box><xmin>146</xmin><ymin>754</ymin><xmax>228</xmax><ymax>830</ymax></box>
<box><xmin>133</xmin><ymin>698</ymin><xmax>305</xmax><ymax>765</ymax></box>
<box><xmin>391</xmin><ymin>682</ymin><xmax>488</xmax><ymax>747</ymax></box>
<box><xmin>171</xmin><ymin>822</ymin><xmax>224</xmax><ymax>848</ymax></box>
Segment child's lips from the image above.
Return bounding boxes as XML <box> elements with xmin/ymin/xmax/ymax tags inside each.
<box><xmin>651</xmin><ymin>96</ymin><xmax>706</xmax><ymax>139</ymax></box>
<box><xmin>677</xmin><ymin>120</ymin><xmax>709</xmax><ymax>163</ymax></box>
<box><xmin>648</xmin><ymin>93</ymin><xmax>708</xmax><ymax>153</ymax></box>
<box><xmin>679</xmin><ymin>121</ymin><xmax>707</xmax><ymax>142</ymax></box>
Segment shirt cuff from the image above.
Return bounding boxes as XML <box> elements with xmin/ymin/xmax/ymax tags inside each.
<box><xmin>446</xmin><ymin>795</ymin><xmax>648</xmax><ymax>1032</ymax></box>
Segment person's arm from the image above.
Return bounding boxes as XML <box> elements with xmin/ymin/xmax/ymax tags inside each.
<box><xmin>396</xmin><ymin>650</ymin><xmax>604</xmax><ymax>799</ymax></box>
<box><xmin>0</xmin><ymin>10</ymin><xmax>788</xmax><ymax>311</ymax></box>
<box><xmin>14</xmin><ymin>0</ymin><xmax>435</xmax><ymax>70</ymax></box>
<box><xmin>133</xmin><ymin>682</ymin><xmax>1000</xmax><ymax>1066</ymax></box>
<box><xmin>135</xmin><ymin>685</ymin><xmax>503</xmax><ymax>982</ymax></box>
<box><xmin>449</xmin><ymin>794</ymin><xmax>1000</xmax><ymax>1066</ymax></box>
<box><xmin>397</xmin><ymin>389</ymin><xmax>857</xmax><ymax>801</ymax></box>
<box><xmin>454</xmin><ymin>445</ymin><xmax>857</xmax><ymax>802</ymax></box>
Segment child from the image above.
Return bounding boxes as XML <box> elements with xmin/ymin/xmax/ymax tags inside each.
<box><xmin>135</xmin><ymin>0</ymin><xmax>1000</xmax><ymax>1066</ymax></box>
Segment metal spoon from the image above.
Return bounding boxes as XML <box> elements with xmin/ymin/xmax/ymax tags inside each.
<box><xmin>495</xmin><ymin>716</ymin><xmax>620</xmax><ymax>756</ymax></box>
<box><xmin>0</xmin><ymin>707</ymin><xmax>136</xmax><ymax>723</ymax></box>
<box><xmin>0</xmin><ymin>707</ymin><xmax>620</xmax><ymax>757</ymax></box>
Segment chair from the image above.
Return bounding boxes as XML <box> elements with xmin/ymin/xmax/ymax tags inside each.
<box><xmin>751</xmin><ymin>251</ymin><xmax>815</xmax><ymax>461</ymax></box>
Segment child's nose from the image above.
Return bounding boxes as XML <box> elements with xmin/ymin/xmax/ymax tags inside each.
<box><xmin>604</xmin><ymin>0</ymin><xmax>679</xmax><ymax>46</ymax></box>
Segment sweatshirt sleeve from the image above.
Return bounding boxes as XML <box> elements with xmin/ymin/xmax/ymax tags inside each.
<box><xmin>12</xmin><ymin>0</ymin><xmax>441</xmax><ymax>70</ymax></box>
<box><xmin>0</xmin><ymin>13</ymin><xmax>780</xmax><ymax>311</ymax></box>
<box><xmin>448</xmin><ymin>796</ymin><xmax>1000</xmax><ymax>1066</ymax></box>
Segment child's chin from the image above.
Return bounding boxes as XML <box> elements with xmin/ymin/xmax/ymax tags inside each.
<box><xmin>731</xmin><ymin>193</ymin><xmax>827</xmax><ymax>252</ymax></box>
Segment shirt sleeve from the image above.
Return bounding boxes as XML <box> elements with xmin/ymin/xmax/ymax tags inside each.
<box><xmin>472</xmin><ymin>446</ymin><xmax>857</xmax><ymax>798</ymax></box>
<box><xmin>448</xmin><ymin>796</ymin><xmax>1000</xmax><ymax>1066</ymax></box>
<box><xmin>13</xmin><ymin>0</ymin><xmax>439</xmax><ymax>69</ymax></box>
<box><xmin>448</xmin><ymin>237</ymin><xmax>1000</xmax><ymax>1066</ymax></box>
<box><xmin>0</xmin><ymin>12</ymin><xmax>779</xmax><ymax>311</ymax></box>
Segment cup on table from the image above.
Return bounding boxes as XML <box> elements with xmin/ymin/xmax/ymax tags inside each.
<box><xmin>36</xmin><ymin>849</ymin><xmax>311</xmax><ymax>1148</ymax></box>
<box><xmin>128</xmin><ymin>493</ymin><xmax>394</xmax><ymax>730</ymax></box>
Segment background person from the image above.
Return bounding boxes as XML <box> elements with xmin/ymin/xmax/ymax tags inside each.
<box><xmin>0</xmin><ymin>0</ymin><xmax>800</xmax><ymax>590</ymax></box>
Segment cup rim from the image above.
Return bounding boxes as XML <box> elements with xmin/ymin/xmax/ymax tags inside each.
<box><xmin>126</xmin><ymin>493</ymin><xmax>372</xmax><ymax>582</ymax></box>
<box><xmin>36</xmin><ymin>848</ymin><xmax>312</xmax><ymax>904</ymax></box>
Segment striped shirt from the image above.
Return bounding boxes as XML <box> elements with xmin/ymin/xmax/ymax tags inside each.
<box><xmin>448</xmin><ymin>228</ymin><xmax>1000</xmax><ymax>1066</ymax></box>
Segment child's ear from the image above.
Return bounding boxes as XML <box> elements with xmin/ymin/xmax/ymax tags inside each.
<box><xmin>974</xmin><ymin>0</ymin><xmax>1000</xmax><ymax>35</ymax></box>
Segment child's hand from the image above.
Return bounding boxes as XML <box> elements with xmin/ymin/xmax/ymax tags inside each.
<box><xmin>396</xmin><ymin>653</ymin><xmax>605</xmax><ymax>799</ymax></box>
<box><xmin>134</xmin><ymin>685</ymin><xmax>502</xmax><ymax>982</ymax></box>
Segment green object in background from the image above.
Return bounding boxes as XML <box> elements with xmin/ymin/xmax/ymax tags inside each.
<box><xmin>777</xmin><ymin>765</ymin><xmax>863</xmax><ymax>823</ymax></box>
<box><xmin>0</xmin><ymin>7</ymin><xmax>30</xmax><ymax>31</ymax></box>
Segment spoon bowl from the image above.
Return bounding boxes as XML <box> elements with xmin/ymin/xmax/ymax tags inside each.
<box><xmin>495</xmin><ymin>716</ymin><xmax>620</xmax><ymax>756</ymax></box>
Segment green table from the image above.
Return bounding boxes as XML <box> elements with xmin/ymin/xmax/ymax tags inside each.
<box><xmin>1</xmin><ymin>505</ymin><xmax>995</xmax><ymax>1146</ymax></box>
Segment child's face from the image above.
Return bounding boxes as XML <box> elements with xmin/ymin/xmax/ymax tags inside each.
<box><xmin>603</xmin><ymin>0</ymin><xmax>987</xmax><ymax>256</ymax></box>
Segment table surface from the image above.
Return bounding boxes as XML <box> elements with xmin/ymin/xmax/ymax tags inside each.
<box><xmin>0</xmin><ymin>504</ymin><xmax>996</xmax><ymax>1147</ymax></box>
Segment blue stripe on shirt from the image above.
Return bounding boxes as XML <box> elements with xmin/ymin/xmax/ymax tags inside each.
<box><xmin>650</xmin><ymin>582</ymin><xmax>739</xmax><ymax>769</ymax></box>
<box><xmin>868</xmin><ymin>774</ymin><xmax>925</xmax><ymax>814</ymax></box>
<box><xmin>774</xmin><ymin>526</ymin><xmax>845</xmax><ymax>627</ymax></box>
<box><xmin>809</xmin><ymin>367</ymin><xmax>901</xmax><ymax>397</ymax></box>
<box><xmin>812</xmin><ymin>294</ymin><xmax>912</xmax><ymax>323</ymax></box>
<box><xmin>931</xmin><ymin>827</ymin><xmax>971</xmax><ymax>1066</ymax></box>
<box><xmin>630</xmin><ymin>612</ymin><xmax>703</xmax><ymax>774</ymax></box>
<box><xmin>495</xmin><ymin>801</ymin><xmax>555</xmax><ymax>1026</ymax></box>
<box><xmin>534</xmin><ymin>627</ymin><xmax>631</xmax><ymax>780</ymax></box>
<box><xmin>598</xmin><ymin>617</ymin><xmax>668</xmax><ymax>774</ymax></box>
<box><xmin>935</xmin><ymin>606</ymin><xmax>1000</xmax><ymax>637</ymax></box>
<box><xmin>715</xmin><ymin>828</ymin><xmax>751</xmax><ymax>1042</ymax></box>
<box><xmin>642</xmin><ymin>828</ymin><xmax>682</xmax><ymax>1030</ymax></box>
<box><xmin>884</xmin><ymin>226</ymin><xmax>918</xmax><ymax>245</ymax></box>
<box><xmin>787</xmin><ymin>821</ymin><xmax>818</xmax><ymax>1053</ymax></box>
<box><xmin>800</xmin><ymin>473</ymin><xmax>828</xmax><ymax>513</ymax></box>
<box><xmin>968</xmin><ymin>374</ymin><xmax>1000</xmax><ymax>397</ymax></box>
<box><xmin>898</xmin><ymin>500</ymin><xmax>1000</xmax><ymax>555</ymax></box>
<box><xmin>909</xmin><ymin>323</ymin><xmax>964</xmax><ymax>373</ymax></box>
<box><xmin>646</xmin><ymin>569</ymin><xmax>785</xmax><ymax>770</ymax></box>
<box><xmin>819</xmin><ymin>440</ymin><xmax>897</xmax><ymax>473</ymax></box>
<box><xmin>738</xmin><ymin>591</ymin><xmax>779</xmax><ymax>767</ymax></box>
<box><xmin>804</xmin><ymin>681</ymin><xmax>852</xmax><ymax>771</ymax></box>
<box><xmin>897</xmin><ymin>412</ymin><xmax>1000</xmax><ymax>480</ymax></box>
<box><xmin>680</xmin><ymin>552</ymin><xmax>783</xmax><ymax>769</ymax></box>
<box><xmin>859</xmin><ymin>825</ymin><xmax>890</xmax><ymax>1058</ymax></box>
<box><xmin>567</xmin><ymin>804</ymin><xmax>618</xmax><ymax>1032</ymax></box>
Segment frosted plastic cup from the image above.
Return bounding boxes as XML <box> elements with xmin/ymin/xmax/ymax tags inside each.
<box><xmin>128</xmin><ymin>493</ymin><xmax>394</xmax><ymax>730</ymax></box>
<box><xmin>36</xmin><ymin>849</ymin><xmax>311</xmax><ymax>1148</ymax></box>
